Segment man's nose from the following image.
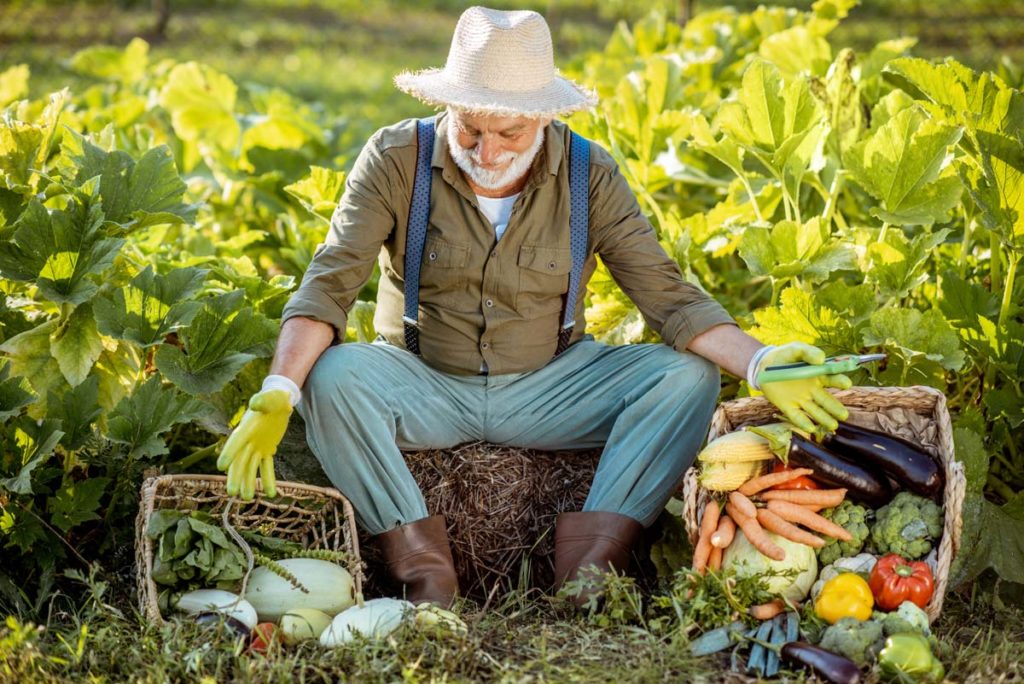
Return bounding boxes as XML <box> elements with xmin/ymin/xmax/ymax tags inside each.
<box><xmin>478</xmin><ymin>137</ymin><xmax>502</xmax><ymax>165</ymax></box>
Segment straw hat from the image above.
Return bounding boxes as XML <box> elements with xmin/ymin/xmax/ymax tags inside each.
<box><xmin>394</xmin><ymin>6</ymin><xmax>597</xmax><ymax>118</ymax></box>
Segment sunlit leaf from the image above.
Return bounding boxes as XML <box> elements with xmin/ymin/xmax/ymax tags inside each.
<box><xmin>105</xmin><ymin>375</ymin><xmax>211</xmax><ymax>459</ymax></box>
<box><xmin>93</xmin><ymin>266</ymin><xmax>207</xmax><ymax>347</ymax></box>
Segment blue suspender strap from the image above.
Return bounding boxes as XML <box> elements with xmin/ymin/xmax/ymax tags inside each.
<box><xmin>403</xmin><ymin>117</ymin><xmax>435</xmax><ymax>355</ymax></box>
<box><xmin>555</xmin><ymin>130</ymin><xmax>590</xmax><ymax>356</ymax></box>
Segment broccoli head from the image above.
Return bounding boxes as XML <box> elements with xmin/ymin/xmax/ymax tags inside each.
<box><xmin>819</xmin><ymin>617</ymin><xmax>885</xmax><ymax>667</ymax></box>
<box><xmin>817</xmin><ymin>501</ymin><xmax>871</xmax><ymax>566</ymax></box>
<box><xmin>870</xmin><ymin>492</ymin><xmax>943</xmax><ymax>560</ymax></box>
<box><xmin>880</xmin><ymin>601</ymin><xmax>931</xmax><ymax>637</ymax></box>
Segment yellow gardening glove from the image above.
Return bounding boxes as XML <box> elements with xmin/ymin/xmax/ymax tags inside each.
<box><xmin>216</xmin><ymin>389</ymin><xmax>293</xmax><ymax>500</ymax></box>
<box><xmin>756</xmin><ymin>342</ymin><xmax>851</xmax><ymax>433</ymax></box>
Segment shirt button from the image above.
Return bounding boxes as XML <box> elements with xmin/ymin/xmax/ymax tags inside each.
<box><xmin>481</xmin><ymin>342</ymin><xmax>490</xmax><ymax>349</ymax></box>
<box><xmin>548</xmin><ymin>261</ymin><xmax>557</xmax><ymax>270</ymax></box>
<box><xmin>428</xmin><ymin>252</ymin><xmax>437</xmax><ymax>261</ymax></box>
<box><xmin>485</xmin><ymin>298</ymin><xmax>494</xmax><ymax>308</ymax></box>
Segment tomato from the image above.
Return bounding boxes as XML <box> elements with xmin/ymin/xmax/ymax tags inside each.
<box><xmin>249</xmin><ymin>622</ymin><xmax>280</xmax><ymax>655</ymax></box>
<box><xmin>770</xmin><ymin>461</ymin><xmax>820</xmax><ymax>490</ymax></box>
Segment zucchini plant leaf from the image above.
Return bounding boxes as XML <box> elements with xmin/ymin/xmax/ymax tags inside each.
<box><xmin>951</xmin><ymin>492</ymin><xmax>1024</xmax><ymax>588</ymax></box>
<box><xmin>68</xmin><ymin>37</ymin><xmax>148</xmax><ymax>84</ymax></box>
<box><xmin>158</xmin><ymin>62</ymin><xmax>240</xmax><ymax>150</ymax></box>
<box><xmin>0</xmin><ymin>418</ymin><xmax>63</xmax><ymax>496</ymax></box>
<box><xmin>48</xmin><ymin>476</ymin><xmax>110</xmax><ymax>534</ymax></box>
<box><xmin>0</xmin><ymin>64</ymin><xmax>29</xmax><ymax>108</ymax></box>
<box><xmin>862</xmin><ymin>308</ymin><xmax>965</xmax><ymax>372</ymax></box>
<box><xmin>93</xmin><ymin>266</ymin><xmax>207</xmax><ymax>347</ymax></box>
<box><xmin>105</xmin><ymin>375</ymin><xmax>211</xmax><ymax>459</ymax></box>
<box><xmin>758</xmin><ymin>25</ymin><xmax>832</xmax><ymax>78</ymax></box>
<box><xmin>865</xmin><ymin>228</ymin><xmax>951</xmax><ymax>300</ymax></box>
<box><xmin>0</xmin><ymin>357</ymin><xmax>35</xmax><ymax>421</ymax></box>
<box><xmin>0</xmin><ymin>197</ymin><xmax>123</xmax><ymax>305</ymax></box>
<box><xmin>50</xmin><ymin>303</ymin><xmax>104</xmax><ymax>387</ymax></box>
<box><xmin>62</xmin><ymin>130</ymin><xmax>196</xmax><ymax>231</ymax></box>
<box><xmin>844</xmin><ymin>105</ymin><xmax>964</xmax><ymax>225</ymax></box>
<box><xmin>47</xmin><ymin>375</ymin><xmax>102</xmax><ymax>451</ymax></box>
<box><xmin>748</xmin><ymin>286</ymin><xmax>859</xmax><ymax>352</ymax></box>
<box><xmin>939</xmin><ymin>270</ymin><xmax>1000</xmax><ymax>330</ymax></box>
<box><xmin>0</xmin><ymin>320</ymin><xmax>65</xmax><ymax>414</ymax></box>
<box><xmin>154</xmin><ymin>290</ymin><xmax>278</xmax><ymax>395</ymax></box>
<box><xmin>284</xmin><ymin>166</ymin><xmax>347</xmax><ymax>223</ymax></box>
<box><xmin>960</xmin><ymin>129</ymin><xmax>1024</xmax><ymax>250</ymax></box>
<box><xmin>738</xmin><ymin>217</ymin><xmax>855</xmax><ymax>282</ymax></box>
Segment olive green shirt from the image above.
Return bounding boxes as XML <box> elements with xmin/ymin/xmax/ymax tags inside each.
<box><xmin>281</xmin><ymin>112</ymin><xmax>737</xmax><ymax>376</ymax></box>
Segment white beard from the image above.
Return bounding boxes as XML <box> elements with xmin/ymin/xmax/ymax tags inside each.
<box><xmin>446</xmin><ymin>119</ymin><xmax>546</xmax><ymax>191</ymax></box>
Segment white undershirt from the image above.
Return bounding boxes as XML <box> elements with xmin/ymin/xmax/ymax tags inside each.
<box><xmin>475</xmin><ymin>193</ymin><xmax>519</xmax><ymax>241</ymax></box>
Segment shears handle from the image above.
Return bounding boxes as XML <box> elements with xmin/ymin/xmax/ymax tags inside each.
<box><xmin>756</xmin><ymin>356</ymin><xmax>863</xmax><ymax>385</ymax></box>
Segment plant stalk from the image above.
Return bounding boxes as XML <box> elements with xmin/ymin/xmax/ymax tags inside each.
<box><xmin>997</xmin><ymin>250</ymin><xmax>1020</xmax><ymax>329</ymax></box>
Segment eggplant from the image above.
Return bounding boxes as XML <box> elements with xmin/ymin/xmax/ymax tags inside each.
<box><xmin>788</xmin><ymin>432</ymin><xmax>893</xmax><ymax>508</ymax></box>
<box><xmin>781</xmin><ymin>642</ymin><xmax>862</xmax><ymax>684</ymax></box>
<box><xmin>824</xmin><ymin>421</ymin><xmax>944</xmax><ymax>500</ymax></box>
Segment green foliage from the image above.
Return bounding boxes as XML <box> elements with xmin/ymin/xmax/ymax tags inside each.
<box><xmin>568</xmin><ymin>0</ymin><xmax>1024</xmax><ymax>588</ymax></box>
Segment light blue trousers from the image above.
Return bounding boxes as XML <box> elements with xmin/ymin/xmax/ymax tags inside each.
<box><xmin>296</xmin><ymin>338</ymin><xmax>720</xmax><ymax>535</ymax></box>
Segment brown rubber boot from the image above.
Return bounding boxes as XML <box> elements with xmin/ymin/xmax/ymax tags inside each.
<box><xmin>553</xmin><ymin>511</ymin><xmax>644</xmax><ymax>608</ymax></box>
<box><xmin>375</xmin><ymin>514</ymin><xmax>459</xmax><ymax>607</ymax></box>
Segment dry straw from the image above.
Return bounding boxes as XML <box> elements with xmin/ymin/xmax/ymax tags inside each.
<box><xmin>681</xmin><ymin>385</ymin><xmax>965</xmax><ymax>623</ymax></box>
<box><xmin>135</xmin><ymin>474</ymin><xmax>365</xmax><ymax>625</ymax></box>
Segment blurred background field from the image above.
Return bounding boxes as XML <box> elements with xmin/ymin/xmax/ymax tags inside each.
<box><xmin>3</xmin><ymin>0</ymin><xmax>1022</xmax><ymax>153</ymax></box>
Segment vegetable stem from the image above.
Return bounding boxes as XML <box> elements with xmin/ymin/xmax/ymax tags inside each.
<box><xmin>878</xmin><ymin>222</ymin><xmax>889</xmax><ymax>244</ymax></box>
<box><xmin>171</xmin><ymin>442</ymin><xmax>220</xmax><ymax>470</ymax></box>
<box><xmin>997</xmin><ymin>250</ymin><xmax>1020</xmax><ymax>329</ymax></box>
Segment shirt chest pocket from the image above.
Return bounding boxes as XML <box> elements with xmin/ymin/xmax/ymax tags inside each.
<box><xmin>419</xmin><ymin>236</ymin><xmax>471</xmax><ymax>309</ymax></box>
<box><xmin>515</xmin><ymin>245</ymin><xmax>572</xmax><ymax>316</ymax></box>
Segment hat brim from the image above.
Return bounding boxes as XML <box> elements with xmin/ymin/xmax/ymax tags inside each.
<box><xmin>394</xmin><ymin>68</ymin><xmax>597</xmax><ymax>118</ymax></box>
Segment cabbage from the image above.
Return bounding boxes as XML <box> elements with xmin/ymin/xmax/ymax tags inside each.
<box><xmin>722</xmin><ymin>530</ymin><xmax>818</xmax><ymax>603</ymax></box>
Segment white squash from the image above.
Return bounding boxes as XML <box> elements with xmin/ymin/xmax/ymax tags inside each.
<box><xmin>279</xmin><ymin>608</ymin><xmax>333</xmax><ymax>644</ymax></box>
<box><xmin>173</xmin><ymin>589</ymin><xmax>258</xmax><ymax>630</ymax></box>
<box><xmin>244</xmin><ymin>558</ymin><xmax>355</xmax><ymax>622</ymax></box>
<box><xmin>319</xmin><ymin>598</ymin><xmax>413</xmax><ymax>647</ymax></box>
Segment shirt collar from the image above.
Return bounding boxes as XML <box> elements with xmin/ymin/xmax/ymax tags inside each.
<box><xmin>431</xmin><ymin>111</ymin><xmax>565</xmax><ymax>193</ymax></box>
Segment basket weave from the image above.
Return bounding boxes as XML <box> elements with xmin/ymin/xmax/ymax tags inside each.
<box><xmin>681</xmin><ymin>386</ymin><xmax>965</xmax><ymax>623</ymax></box>
<box><xmin>135</xmin><ymin>474</ymin><xmax>365</xmax><ymax>625</ymax></box>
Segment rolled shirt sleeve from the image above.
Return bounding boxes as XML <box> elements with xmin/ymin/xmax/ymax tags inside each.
<box><xmin>280</xmin><ymin>130</ymin><xmax>398</xmax><ymax>343</ymax></box>
<box><xmin>589</xmin><ymin>147</ymin><xmax>738</xmax><ymax>352</ymax></box>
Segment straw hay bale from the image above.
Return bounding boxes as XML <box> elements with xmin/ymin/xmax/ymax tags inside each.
<box><xmin>276</xmin><ymin>416</ymin><xmax>601</xmax><ymax>598</ymax></box>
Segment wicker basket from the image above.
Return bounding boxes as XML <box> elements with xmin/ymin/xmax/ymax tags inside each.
<box><xmin>681</xmin><ymin>386</ymin><xmax>966</xmax><ymax>623</ymax></box>
<box><xmin>135</xmin><ymin>474</ymin><xmax>366</xmax><ymax>625</ymax></box>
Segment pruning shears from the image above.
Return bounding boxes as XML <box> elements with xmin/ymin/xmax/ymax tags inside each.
<box><xmin>757</xmin><ymin>353</ymin><xmax>886</xmax><ymax>385</ymax></box>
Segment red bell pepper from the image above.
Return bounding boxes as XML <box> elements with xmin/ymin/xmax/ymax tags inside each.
<box><xmin>869</xmin><ymin>553</ymin><xmax>935</xmax><ymax>611</ymax></box>
<box><xmin>770</xmin><ymin>461</ymin><xmax>820</xmax><ymax>491</ymax></box>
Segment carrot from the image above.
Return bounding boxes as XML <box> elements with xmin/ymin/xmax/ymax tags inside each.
<box><xmin>725</xmin><ymin>502</ymin><xmax>786</xmax><ymax>562</ymax></box>
<box><xmin>692</xmin><ymin>500</ymin><xmax>721</xmax><ymax>574</ymax></box>
<box><xmin>710</xmin><ymin>516</ymin><xmax>736</xmax><ymax>549</ymax></box>
<box><xmin>749</xmin><ymin>599</ymin><xmax>786</xmax><ymax>621</ymax></box>
<box><xmin>759</xmin><ymin>488</ymin><xmax>847</xmax><ymax>507</ymax></box>
<box><xmin>766</xmin><ymin>499</ymin><xmax>853</xmax><ymax>541</ymax></box>
<box><xmin>738</xmin><ymin>467</ymin><xmax>815</xmax><ymax>496</ymax></box>
<box><xmin>756</xmin><ymin>508</ymin><xmax>826</xmax><ymax>548</ymax></box>
<box><xmin>708</xmin><ymin>546</ymin><xmax>723</xmax><ymax>571</ymax></box>
<box><xmin>728</xmin><ymin>491</ymin><xmax>757</xmax><ymax>520</ymax></box>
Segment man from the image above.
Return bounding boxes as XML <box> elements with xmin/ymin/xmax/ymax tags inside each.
<box><xmin>216</xmin><ymin>7</ymin><xmax>851</xmax><ymax>609</ymax></box>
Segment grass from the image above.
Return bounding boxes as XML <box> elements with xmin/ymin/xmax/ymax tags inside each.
<box><xmin>2</xmin><ymin>565</ymin><xmax>1023</xmax><ymax>683</ymax></box>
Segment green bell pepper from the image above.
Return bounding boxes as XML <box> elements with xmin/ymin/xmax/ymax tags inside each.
<box><xmin>878</xmin><ymin>633</ymin><xmax>945</xmax><ymax>682</ymax></box>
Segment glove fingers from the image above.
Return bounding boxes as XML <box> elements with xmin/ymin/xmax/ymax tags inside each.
<box><xmin>780</xmin><ymin>405</ymin><xmax>816</xmax><ymax>434</ymax></box>
<box><xmin>822</xmin><ymin>373</ymin><xmax>853</xmax><ymax>390</ymax></box>
<box><xmin>791</xmin><ymin>342</ymin><xmax>826</xmax><ymax>365</ymax></box>
<box><xmin>241</xmin><ymin>451</ymin><xmax>261</xmax><ymax>501</ymax></box>
<box><xmin>261</xmin><ymin>454</ymin><xmax>277</xmax><ymax>498</ymax></box>
<box><xmin>799</xmin><ymin>398</ymin><xmax>839</xmax><ymax>432</ymax></box>
<box><xmin>812</xmin><ymin>387</ymin><xmax>850</xmax><ymax>422</ymax></box>
<box><xmin>226</xmin><ymin>452</ymin><xmax>248</xmax><ymax>497</ymax></box>
<box><xmin>217</xmin><ymin>430</ymin><xmax>245</xmax><ymax>471</ymax></box>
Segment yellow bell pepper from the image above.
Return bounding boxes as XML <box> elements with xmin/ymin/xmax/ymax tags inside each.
<box><xmin>814</xmin><ymin>573</ymin><xmax>874</xmax><ymax>624</ymax></box>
